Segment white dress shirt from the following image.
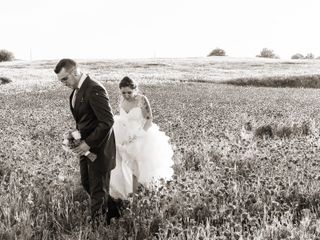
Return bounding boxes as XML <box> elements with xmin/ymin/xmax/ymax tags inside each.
<box><xmin>72</xmin><ymin>73</ymin><xmax>87</xmax><ymax>108</ymax></box>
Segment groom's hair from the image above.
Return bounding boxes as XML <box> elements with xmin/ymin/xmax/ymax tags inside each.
<box><xmin>54</xmin><ymin>59</ymin><xmax>77</xmax><ymax>74</ymax></box>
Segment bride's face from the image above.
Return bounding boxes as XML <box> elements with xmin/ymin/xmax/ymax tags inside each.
<box><xmin>121</xmin><ymin>86</ymin><xmax>136</xmax><ymax>101</ymax></box>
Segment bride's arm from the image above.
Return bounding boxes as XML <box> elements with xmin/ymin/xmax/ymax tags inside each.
<box><xmin>141</xmin><ymin>95</ymin><xmax>153</xmax><ymax>131</ymax></box>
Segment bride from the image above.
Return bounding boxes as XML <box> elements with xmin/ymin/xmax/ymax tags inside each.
<box><xmin>110</xmin><ymin>76</ymin><xmax>174</xmax><ymax>199</ymax></box>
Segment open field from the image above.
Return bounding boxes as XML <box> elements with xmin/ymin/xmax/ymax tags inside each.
<box><xmin>1</xmin><ymin>56</ymin><xmax>320</xmax><ymax>93</ymax></box>
<box><xmin>1</xmin><ymin>57</ymin><xmax>320</xmax><ymax>239</ymax></box>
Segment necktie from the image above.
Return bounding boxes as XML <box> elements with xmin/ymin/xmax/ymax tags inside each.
<box><xmin>72</xmin><ymin>88</ymin><xmax>79</xmax><ymax>108</ymax></box>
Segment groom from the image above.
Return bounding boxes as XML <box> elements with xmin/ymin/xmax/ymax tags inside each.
<box><xmin>54</xmin><ymin>59</ymin><xmax>120</xmax><ymax>224</ymax></box>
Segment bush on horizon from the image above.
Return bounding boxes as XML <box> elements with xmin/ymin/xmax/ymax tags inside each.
<box><xmin>207</xmin><ymin>48</ymin><xmax>226</xmax><ymax>56</ymax></box>
<box><xmin>256</xmin><ymin>48</ymin><xmax>279</xmax><ymax>59</ymax></box>
<box><xmin>304</xmin><ymin>53</ymin><xmax>315</xmax><ymax>59</ymax></box>
<box><xmin>291</xmin><ymin>53</ymin><xmax>304</xmax><ymax>59</ymax></box>
<box><xmin>0</xmin><ymin>49</ymin><xmax>14</xmax><ymax>62</ymax></box>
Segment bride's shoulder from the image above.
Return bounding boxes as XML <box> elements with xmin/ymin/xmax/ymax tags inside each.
<box><xmin>136</xmin><ymin>94</ymin><xmax>148</xmax><ymax>101</ymax></box>
<box><xmin>136</xmin><ymin>94</ymin><xmax>144</xmax><ymax>99</ymax></box>
<box><xmin>136</xmin><ymin>94</ymin><xmax>149</xmax><ymax>105</ymax></box>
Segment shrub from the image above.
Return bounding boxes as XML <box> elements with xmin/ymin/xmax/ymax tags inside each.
<box><xmin>256</xmin><ymin>48</ymin><xmax>279</xmax><ymax>59</ymax></box>
<box><xmin>291</xmin><ymin>53</ymin><xmax>304</xmax><ymax>59</ymax></box>
<box><xmin>0</xmin><ymin>77</ymin><xmax>12</xmax><ymax>85</ymax></box>
<box><xmin>255</xmin><ymin>125</ymin><xmax>273</xmax><ymax>138</ymax></box>
<box><xmin>274</xmin><ymin>125</ymin><xmax>293</xmax><ymax>138</ymax></box>
<box><xmin>0</xmin><ymin>49</ymin><xmax>14</xmax><ymax>62</ymax></box>
<box><xmin>208</xmin><ymin>48</ymin><xmax>226</xmax><ymax>56</ymax></box>
<box><xmin>253</xmin><ymin>120</ymin><xmax>314</xmax><ymax>139</ymax></box>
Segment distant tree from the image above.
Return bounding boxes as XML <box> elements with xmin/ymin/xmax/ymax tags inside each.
<box><xmin>208</xmin><ymin>48</ymin><xmax>226</xmax><ymax>56</ymax></box>
<box><xmin>291</xmin><ymin>53</ymin><xmax>304</xmax><ymax>59</ymax></box>
<box><xmin>256</xmin><ymin>48</ymin><xmax>279</xmax><ymax>59</ymax></box>
<box><xmin>0</xmin><ymin>49</ymin><xmax>14</xmax><ymax>62</ymax></box>
<box><xmin>304</xmin><ymin>53</ymin><xmax>315</xmax><ymax>59</ymax></box>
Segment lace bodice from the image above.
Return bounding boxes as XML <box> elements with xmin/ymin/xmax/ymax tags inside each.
<box><xmin>118</xmin><ymin>95</ymin><xmax>147</xmax><ymax>124</ymax></box>
<box><xmin>119</xmin><ymin>106</ymin><xmax>146</xmax><ymax>125</ymax></box>
<box><xmin>114</xmin><ymin>106</ymin><xmax>147</xmax><ymax>146</ymax></box>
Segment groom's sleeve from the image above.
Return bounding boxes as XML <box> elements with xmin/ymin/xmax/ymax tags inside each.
<box><xmin>85</xmin><ymin>85</ymin><xmax>114</xmax><ymax>148</ymax></box>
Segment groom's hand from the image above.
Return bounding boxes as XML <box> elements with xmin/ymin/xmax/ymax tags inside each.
<box><xmin>73</xmin><ymin>141</ymin><xmax>90</xmax><ymax>156</ymax></box>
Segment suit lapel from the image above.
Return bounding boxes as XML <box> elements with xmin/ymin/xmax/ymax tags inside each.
<box><xmin>70</xmin><ymin>90</ymin><xmax>76</xmax><ymax>119</ymax></box>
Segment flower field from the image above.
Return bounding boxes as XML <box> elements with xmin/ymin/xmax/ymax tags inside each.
<box><xmin>1</xmin><ymin>57</ymin><xmax>320</xmax><ymax>239</ymax></box>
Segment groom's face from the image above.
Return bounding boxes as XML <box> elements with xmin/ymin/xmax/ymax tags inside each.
<box><xmin>57</xmin><ymin>67</ymin><xmax>78</xmax><ymax>89</ymax></box>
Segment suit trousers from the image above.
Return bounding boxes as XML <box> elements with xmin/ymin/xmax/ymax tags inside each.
<box><xmin>80</xmin><ymin>156</ymin><xmax>121</xmax><ymax>225</ymax></box>
<box><xmin>80</xmin><ymin>156</ymin><xmax>110</xmax><ymax>219</ymax></box>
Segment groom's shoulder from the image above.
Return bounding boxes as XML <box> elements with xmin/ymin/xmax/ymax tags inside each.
<box><xmin>86</xmin><ymin>77</ymin><xmax>107</xmax><ymax>92</ymax></box>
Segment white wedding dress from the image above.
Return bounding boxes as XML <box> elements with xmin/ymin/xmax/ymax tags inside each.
<box><xmin>110</xmin><ymin>105</ymin><xmax>174</xmax><ymax>199</ymax></box>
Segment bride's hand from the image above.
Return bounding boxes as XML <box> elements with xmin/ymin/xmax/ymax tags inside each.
<box><xmin>143</xmin><ymin>119</ymin><xmax>152</xmax><ymax>131</ymax></box>
<box><xmin>143</xmin><ymin>126</ymin><xmax>149</xmax><ymax>132</ymax></box>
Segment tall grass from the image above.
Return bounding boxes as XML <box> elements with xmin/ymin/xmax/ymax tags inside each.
<box><xmin>1</xmin><ymin>60</ymin><xmax>320</xmax><ymax>239</ymax></box>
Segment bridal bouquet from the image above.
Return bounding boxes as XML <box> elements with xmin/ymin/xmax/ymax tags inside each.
<box><xmin>62</xmin><ymin>129</ymin><xmax>97</xmax><ymax>162</ymax></box>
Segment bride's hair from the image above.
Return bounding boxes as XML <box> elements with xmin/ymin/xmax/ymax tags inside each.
<box><xmin>119</xmin><ymin>76</ymin><xmax>138</xmax><ymax>90</ymax></box>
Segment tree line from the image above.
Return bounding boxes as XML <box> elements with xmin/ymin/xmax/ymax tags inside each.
<box><xmin>1</xmin><ymin>48</ymin><xmax>319</xmax><ymax>62</ymax></box>
<box><xmin>208</xmin><ymin>47</ymin><xmax>319</xmax><ymax>59</ymax></box>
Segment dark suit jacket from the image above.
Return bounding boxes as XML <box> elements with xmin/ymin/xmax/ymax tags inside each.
<box><xmin>70</xmin><ymin>76</ymin><xmax>116</xmax><ymax>173</ymax></box>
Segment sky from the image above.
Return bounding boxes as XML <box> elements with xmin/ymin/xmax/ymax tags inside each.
<box><xmin>1</xmin><ymin>0</ymin><xmax>320</xmax><ymax>60</ymax></box>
